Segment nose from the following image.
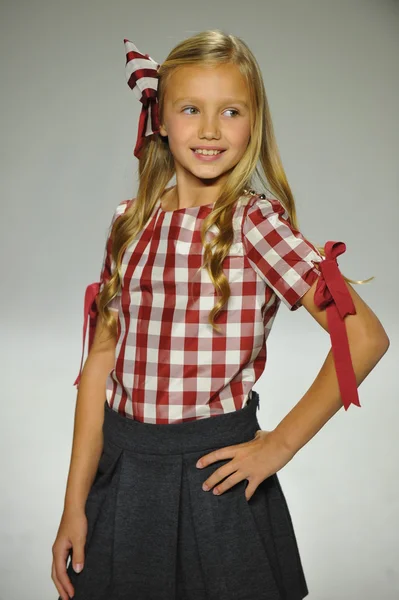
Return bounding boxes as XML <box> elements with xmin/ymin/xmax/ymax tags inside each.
<box><xmin>198</xmin><ymin>114</ymin><xmax>221</xmax><ymax>139</ymax></box>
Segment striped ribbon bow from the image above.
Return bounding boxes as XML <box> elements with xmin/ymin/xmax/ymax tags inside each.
<box><xmin>124</xmin><ymin>38</ymin><xmax>161</xmax><ymax>159</ymax></box>
<box><xmin>314</xmin><ymin>241</ymin><xmax>361</xmax><ymax>410</ymax></box>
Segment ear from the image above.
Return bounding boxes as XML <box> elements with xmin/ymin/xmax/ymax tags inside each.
<box><xmin>159</xmin><ymin>123</ymin><xmax>167</xmax><ymax>137</ymax></box>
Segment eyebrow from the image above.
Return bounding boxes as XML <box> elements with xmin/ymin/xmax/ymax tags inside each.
<box><xmin>172</xmin><ymin>97</ymin><xmax>249</xmax><ymax>109</ymax></box>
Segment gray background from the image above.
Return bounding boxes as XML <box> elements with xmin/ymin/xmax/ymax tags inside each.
<box><xmin>1</xmin><ymin>0</ymin><xmax>398</xmax><ymax>598</ymax></box>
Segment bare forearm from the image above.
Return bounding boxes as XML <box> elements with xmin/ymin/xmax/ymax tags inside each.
<box><xmin>273</xmin><ymin>333</ymin><xmax>389</xmax><ymax>457</ymax></box>
<box><xmin>63</xmin><ymin>351</ymin><xmax>114</xmax><ymax>513</ymax></box>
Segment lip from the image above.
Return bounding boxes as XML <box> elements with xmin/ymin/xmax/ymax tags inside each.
<box><xmin>191</xmin><ymin>148</ymin><xmax>226</xmax><ymax>162</ymax></box>
<box><xmin>191</xmin><ymin>146</ymin><xmax>226</xmax><ymax>151</ymax></box>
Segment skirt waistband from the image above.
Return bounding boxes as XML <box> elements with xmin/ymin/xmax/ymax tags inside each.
<box><xmin>102</xmin><ymin>390</ymin><xmax>260</xmax><ymax>455</ymax></box>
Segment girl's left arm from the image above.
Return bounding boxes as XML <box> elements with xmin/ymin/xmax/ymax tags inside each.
<box><xmin>271</xmin><ymin>277</ymin><xmax>390</xmax><ymax>457</ymax></box>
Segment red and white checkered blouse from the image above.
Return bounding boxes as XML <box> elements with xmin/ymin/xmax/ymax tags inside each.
<box><xmin>74</xmin><ymin>190</ymin><xmax>360</xmax><ymax>423</ymax></box>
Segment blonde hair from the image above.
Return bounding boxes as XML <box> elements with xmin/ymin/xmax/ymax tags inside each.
<box><xmin>99</xmin><ymin>28</ymin><xmax>373</xmax><ymax>335</ymax></box>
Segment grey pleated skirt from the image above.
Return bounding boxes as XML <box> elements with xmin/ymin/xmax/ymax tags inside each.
<box><xmin>62</xmin><ymin>390</ymin><xmax>309</xmax><ymax>600</ymax></box>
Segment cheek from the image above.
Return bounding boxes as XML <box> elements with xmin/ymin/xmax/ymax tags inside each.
<box><xmin>167</xmin><ymin>116</ymin><xmax>193</xmax><ymax>141</ymax></box>
<box><xmin>231</xmin><ymin>121</ymin><xmax>251</xmax><ymax>147</ymax></box>
<box><xmin>167</xmin><ymin>130</ymin><xmax>193</xmax><ymax>156</ymax></box>
<box><xmin>217</xmin><ymin>117</ymin><xmax>251</xmax><ymax>150</ymax></box>
<box><xmin>167</xmin><ymin>133</ymin><xmax>190</xmax><ymax>157</ymax></box>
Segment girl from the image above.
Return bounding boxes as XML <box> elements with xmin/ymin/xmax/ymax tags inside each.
<box><xmin>51</xmin><ymin>30</ymin><xmax>389</xmax><ymax>600</ymax></box>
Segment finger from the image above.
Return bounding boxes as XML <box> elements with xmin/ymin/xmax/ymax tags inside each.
<box><xmin>212</xmin><ymin>471</ymin><xmax>247</xmax><ymax>496</ymax></box>
<box><xmin>71</xmin><ymin>539</ymin><xmax>85</xmax><ymax>574</ymax></box>
<box><xmin>51</xmin><ymin>560</ymin><xmax>71</xmax><ymax>600</ymax></box>
<box><xmin>196</xmin><ymin>445</ymin><xmax>238</xmax><ymax>468</ymax></box>
<box><xmin>202</xmin><ymin>460</ymin><xmax>238</xmax><ymax>491</ymax></box>
<box><xmin>53</xmin><ymin>547</ymin><xmax>75</xmax><ymax>599</ymax></box>
<box><xmin>243</xmin><ymin>481</ymin><xmax>259</xmax><ymax>502</ymax></box>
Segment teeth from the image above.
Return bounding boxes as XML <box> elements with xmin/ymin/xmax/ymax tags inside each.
<box><xmin>194</xmin><ymin>149</ymin><xmax>223</xmax><ymax>155</ymax></box>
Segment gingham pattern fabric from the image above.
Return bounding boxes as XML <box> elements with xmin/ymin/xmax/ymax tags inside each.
<box><xmin>94</xmin><ymin>192</ymin><xmax>326</xmax><ymax>423</ymax></box>
<box><xmin>242</xmin><ymin>195</ymin><xmax>324</xmax><ymax>310</ymax></box>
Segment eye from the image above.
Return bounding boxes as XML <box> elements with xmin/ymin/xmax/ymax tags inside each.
<box><xmin>182</xmin><ymin>107</ymin><xmax>240</xmax><ymax>117</ymax></box>
<box><xmin>182</xmin><ymin>107</ymin><xmax>199</xmax><ymax>115</ymax></box>
<box><xmin>224</xmin><ymin>109</ymin><xmax>239</xmax><ymax>117</ymax></box>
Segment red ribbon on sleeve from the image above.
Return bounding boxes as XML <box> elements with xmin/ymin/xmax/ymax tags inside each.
<box><xmin>73</xmin><ymin>281</ymin><xmax>101</xmax><ymax>387</ymax></box>
<box><xmin>314</xmin><ymin>241</ymin><xmax>361</xmax><ymax>410</ymax></box>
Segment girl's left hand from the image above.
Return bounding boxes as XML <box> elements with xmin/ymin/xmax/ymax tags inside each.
<box><xmin>196</xmin><ymin>429</ymin><xmax>294</xmax><ymax>501</ymax></box>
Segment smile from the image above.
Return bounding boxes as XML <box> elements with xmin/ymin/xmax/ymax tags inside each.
<box><xmin>191</xmin><ymin>149</ymin><xmax>226</xmax><ymax>161</ymax></box>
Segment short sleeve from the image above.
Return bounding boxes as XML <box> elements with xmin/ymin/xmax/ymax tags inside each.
<box><xmin>242</xmin><ymin>195</ymin><xmax>323</xmax><ymax>310</ymax></box>
<box><xmin>98</xmin><ymin>199</ymin><xmax>131</xmax><ymax>312</ymax></box>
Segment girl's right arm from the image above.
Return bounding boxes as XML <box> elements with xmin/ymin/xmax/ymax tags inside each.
<box><xmin>51</xmin><ymin>314</ymin><xmax>117</xmax><ymax>600</ymax></box>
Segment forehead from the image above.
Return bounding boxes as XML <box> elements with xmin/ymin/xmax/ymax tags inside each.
<box><xmin>165</xmin><ymin>63</ymin><xmax>249</xmax><ymax>102</ymax></box>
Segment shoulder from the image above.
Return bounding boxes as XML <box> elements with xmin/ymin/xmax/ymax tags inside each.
<box><xmin>241</xmin><ymin>192</ymin><xmax>291</xmax><ymax>237</ymax></box>
<box><xmin>244</xmin><ymin>192</ymin><xmax>289</xmax><ymax>221</ymax></box>
<box><xmin>115</xmin><ymin>197</ymin><xmax>134</xmax><ymax>217</ymax></box>
<box><xmin>109</xmin><ymin>197</ymin><xmax>134</xmax><ymax>226</ymax></box>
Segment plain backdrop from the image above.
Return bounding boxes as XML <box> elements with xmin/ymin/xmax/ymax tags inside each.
<box><xmin>1</xmin><ymin>0</ymin><xmax>398</xmax><ymax>599</ymax></box>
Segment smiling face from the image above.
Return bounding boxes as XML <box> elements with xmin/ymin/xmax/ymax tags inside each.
<box><xmin>159</xmin><ymin>63</ymin><xmax>252</xmax><ymax>186</ymax></box>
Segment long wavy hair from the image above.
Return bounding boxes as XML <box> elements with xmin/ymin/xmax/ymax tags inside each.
<box><xmin>98</xmin><ymin>28</ymin><xmax>373</xmax><ymax>336</ymax></box>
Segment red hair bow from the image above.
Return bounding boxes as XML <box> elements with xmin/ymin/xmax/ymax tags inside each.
<box><xmin>124</xmin><ymin>39</ymin><xmax>161</xmax><ymax>159</ymax></box>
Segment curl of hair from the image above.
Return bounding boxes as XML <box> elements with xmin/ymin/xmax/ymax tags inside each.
<box><xmin>98</xmin><ymin>29</ymin><xmax>374</xmax><ymax>334</ymax></box>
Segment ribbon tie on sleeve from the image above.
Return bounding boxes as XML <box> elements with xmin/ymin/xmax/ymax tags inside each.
<box><xmin>73</xmin><ymin>281</ymin><xmax>100</xmax><ymax>387</ymax></box>
<box><xmin>314</xmin><ymin>241</ymin><xmax>361</xmax><ymax>410</ymax></box>
<box><xmin>124</xmin><ymin>39</ymin><xmax>161</xmax><ymax>159</ymax></box>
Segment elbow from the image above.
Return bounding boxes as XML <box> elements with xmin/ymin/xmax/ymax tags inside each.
<box><xmin>354</xmin><ymin>306</ymin><xmax>391</xmax><ymax>357</ymax></box>
<box><xmin>364</xmin><ymin>326</ymin><xmax>390</xmax><ymax>358</ymax></box>
<box><xmin>377</xmin><ymin>332</ymin><xmax>390</xmax><ymax>356</ymax></box>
